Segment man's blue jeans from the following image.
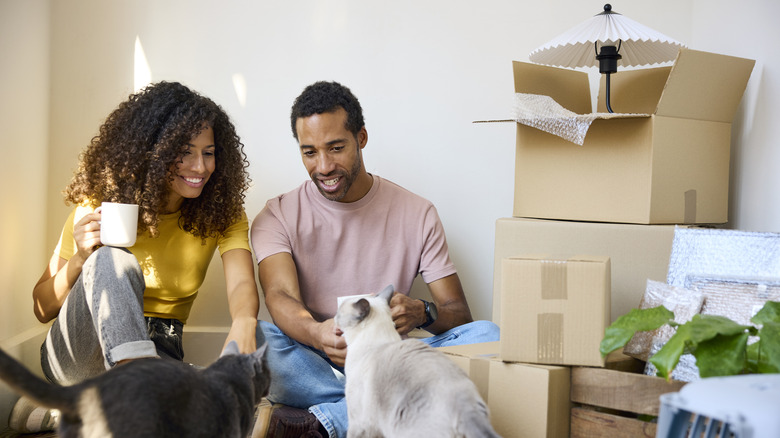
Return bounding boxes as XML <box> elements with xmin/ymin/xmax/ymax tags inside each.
<box><xmin>256</xmin><ymin>319</ymin><xmax>500</xmax><ymax>438</ymax></box>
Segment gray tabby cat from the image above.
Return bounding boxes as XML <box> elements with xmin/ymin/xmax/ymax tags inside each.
<box><xmin>0</xmin><ymin>341</ymin><xmax>269</xmax><ymax>438</ymax></box>
<box><xmin>335</xmin><ymin>285</ymin><xmax>500</xmax><ymax>438</ymax></box>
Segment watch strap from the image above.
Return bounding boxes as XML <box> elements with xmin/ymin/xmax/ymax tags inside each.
<box><xmin>418</xmin><ymin>299</ymin><xmax>435</xmax><ymax>328</ymax></box>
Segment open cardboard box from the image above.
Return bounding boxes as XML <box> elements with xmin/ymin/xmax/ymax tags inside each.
<box><xmin>483</xmin><ymin>48</ymin><xmax>754</xmax><ymax>224</ymax></box>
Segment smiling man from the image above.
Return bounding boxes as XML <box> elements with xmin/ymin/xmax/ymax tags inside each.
<box><xmin>250</xmin><ymin>81</ymin><xmax>499</xmax><ymax>438</ymax></box>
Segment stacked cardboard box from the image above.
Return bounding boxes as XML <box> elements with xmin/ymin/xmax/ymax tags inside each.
<box><xmin>471</xmin><ymin>48</ymin><xmax>754</xmax><ymax>437</ymax></box>
<box><xmin>438</xmin><ymin>342</ymin><xmax>571</xmax><ymax>438</ymax></box>
<box><xmin>506</xmin><ymin>48</ymin><xmax>755</xmax><ymax>224</ymax></box>
<box><xmin>438</xmin><ymin>343</ymin><xmax>687</xmax><ymax>438</ymax></box>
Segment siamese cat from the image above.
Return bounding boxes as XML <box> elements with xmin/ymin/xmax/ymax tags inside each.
<box><xmin>0</xmin><ymin>341</ymin><xmax>269</xmax><ymax>438</ymax></box>
<box><xmin>335</xmin><ymin>285</ymin><xmax>500</xmax><ymax>438</ymax></box>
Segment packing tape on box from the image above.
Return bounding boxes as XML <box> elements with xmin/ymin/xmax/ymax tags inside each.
<box><xmin>538</xmin><ymin>259</ymin><xmax>568</xmax><ymax>362</ymax></box>
<box><xmin>684</xmin><ymin>190</ymin><xmax>697</xmax><ymax>224</ymax></box>
<box><xmin>540</xmin><ymin>259</ymin><xmax>568</xmax><ymax>299</ymax></box>
<box><xmin>538</xmin><ymin>313</ymin><xmax>564</xmax><ymax>363</ymax></box>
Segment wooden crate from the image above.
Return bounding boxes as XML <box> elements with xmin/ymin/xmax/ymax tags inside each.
<box><xmin>570</xmin><ymin>352</ymin><xmax>687</xmax><ymax>438</ymax></box>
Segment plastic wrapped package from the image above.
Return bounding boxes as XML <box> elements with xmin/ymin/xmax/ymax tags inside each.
<box><xmin>648</xmin><ymin>227</ymin><xmax>780</xmax><ymax>382</ymax></box>
<box><xmin>624</xmin><ymin>279</ymin><xmax>704</xmax><ymax>362</ymax></box>
<box><xmin>667</xmin><ymin>227</ymin><xmax>780</xmax><ymax>288</ymax></box>
<box><xmin>689</xmin><ymin>276</ymin><xmax>780</xmax><ymax>331</ymax></box>
<box><xmin>644</xmin><ymin>276</ymin><xmax>780</xmax><ymax>382</ymax></box>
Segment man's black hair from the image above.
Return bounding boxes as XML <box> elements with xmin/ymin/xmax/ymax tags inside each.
<box><xmin>290</xmin><ymin>81</ymin><xmax>365</xmax><ymax>140</ymax></box>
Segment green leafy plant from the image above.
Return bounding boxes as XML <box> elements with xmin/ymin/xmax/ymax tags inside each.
<box><xmin>600</xmin><ymin>301</ymin><xmax>780</xmax><ymax>380</ymax></box>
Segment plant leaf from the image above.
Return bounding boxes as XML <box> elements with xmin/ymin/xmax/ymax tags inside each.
<box><xmin>687</xmin><ymin>314</ymin><xmax>752</xmax><ymax>344</ymax></box>
<box><xmin>746</xmin><ymin>341</ymin><xmax>760</xmax><ymax>373</ymax></box>
<box><xmin>758</xmin><ymin>322</ymin><xmax>780</xmax><ymax>373</ymax></box>
<box><xmin>752</xmin><ymin>301</ymin><xmax>780</xmax><ymax>325</ymax></box>
<box><xmin>649</xmin><ymin>323</ymin><xmax>692</xmax><ymax>380</ymax></box>
<box><xmin>599</xmin><ymin>306</ymin><xmax>675</xmax><ymax>357</ymax></box>
<box><xmin>693</xmin><ymin>332</ymin><xmax>749</xmax><ymax>377</ymax></box>
<box><xmin>649</xmin><ymin>314</ymin><xmax>752</xmax><ymax>380</ymax></box>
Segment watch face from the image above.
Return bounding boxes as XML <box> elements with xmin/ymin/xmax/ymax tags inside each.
<box><xmin>428</xmin><ymin>301</ymin><xmax>438</xmax><ymax>320</ymax></box>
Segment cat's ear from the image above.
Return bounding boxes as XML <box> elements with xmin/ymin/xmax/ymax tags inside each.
<box><xmin>378</xmin><ymin>284</ymin><xmax>394</xmax><ymax>305</ymax></box>
<box><xmin>253</xmin><ymin>342</ymin><xmax>268</xmax><ymax>360</ymax></box>
<box><xmin>220</xmin><ymin>340</ymin><xmax>240</xmax><ymax>358</ymax></box>
<box><xmin>354</xmin><ymin>298</ymin><xmax>371</xmax><ymax>321</ymax></box>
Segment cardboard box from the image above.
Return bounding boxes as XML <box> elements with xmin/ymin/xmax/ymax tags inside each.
<box><xmin>488</xmin><ymin>360</ymin><xmax>570</xmax><ymax>438</ymax></box>
<box><xmin>500</xmin><ymin>255</ymin><xmax>610</xmax><ymax>366</ymax></box>
<box><xmin>505</xmin><ymin>48</ymin><xmax>754</xmax><ymax>224</ymax></box>
<box><xmin>493</xmin><ymin>217</ymin><xmax>696</xmax><ymax>324</ymax></box>
<box><xmin>437</xmin><ymin>341</ymin><xmax>499</xmax><ymax>403</ymax></box>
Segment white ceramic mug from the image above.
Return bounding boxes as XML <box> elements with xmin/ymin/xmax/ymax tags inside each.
<box><xmin>100</xmin><ymin>202</ymin><xmax>139</xmax><ymax>247</ymax></box>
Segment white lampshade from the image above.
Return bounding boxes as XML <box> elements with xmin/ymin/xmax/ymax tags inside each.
<box><xmin>529</xmin><ymin>4</ymin><xmax>685</xmax><ymax>69</ymax></box>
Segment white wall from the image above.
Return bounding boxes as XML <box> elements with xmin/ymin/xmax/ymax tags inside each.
<box><xmin>0</xmin><ymin>0</ymin><xmax>50</xmax><ymax>422</ymax></box>
<box><xmin>0</xmin><ymin>0</ymin><xmax>50</xmax><ymax>345</ymax></box>
<box><xmin>689</xmin><ymin>0</ymin><xmax>780</xmax><ymax>233</ymax></box>
<box><xmin>2</xmin><ymin>0</ymin><xmax>779</xmax><ymax>346</ymax></box>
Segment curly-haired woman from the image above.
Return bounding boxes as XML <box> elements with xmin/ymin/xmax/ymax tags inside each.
<box><xmin>28</xmin><ymin>81</ymin><xmax>259</xmax><ymax>389</ymax></box>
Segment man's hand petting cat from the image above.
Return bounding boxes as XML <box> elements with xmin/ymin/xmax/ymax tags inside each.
<box><xmin>389</xmin><ymin>293</ymin><xmax>426</xmax><ymax>335</ymax></box>
<box><xmin>318</xmin><ymin>319</ymin><xmax>347</xmax><ymax>367</ymax></box>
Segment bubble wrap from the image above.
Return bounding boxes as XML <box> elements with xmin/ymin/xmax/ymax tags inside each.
<box><xmin>624</xmin><ymin>279</ymin><xmax>704</xmax><ymax>362</ymax></box>
<box><xmin>511</xmin><ymin>93</ymin><xmax>646</xmax><ymax>146</ymax></box>
<box><xmin>646</xmin><ymin>227</ymin><xmax>780</xmax><ymax>382</ymax></box>
<box><xmin>667</xmin><ymin>227</ymin><xmax>780</xmax><ymax>288</ymax></box>
<box><xmin>691</xmin><ymin>276</ymin><xmax>780</xmax><ymax>328</ymax></box>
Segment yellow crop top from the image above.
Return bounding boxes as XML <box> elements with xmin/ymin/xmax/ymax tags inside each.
<box><xmin>54</xmin><ymin>205</ymin><xmax>251</xmax><ymax>323</ymax></box>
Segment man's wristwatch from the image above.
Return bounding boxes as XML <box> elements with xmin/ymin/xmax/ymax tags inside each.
<box><xmin>417</xmin><ymin>299</ymin><xmax>438</xmax><ymax>329</ymax></box>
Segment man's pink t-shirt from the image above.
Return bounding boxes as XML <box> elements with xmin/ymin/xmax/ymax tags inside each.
<box><xmin>250</xmin><ymin>174</ymin><xmax>456</xmax><ymax>322</ymax></box>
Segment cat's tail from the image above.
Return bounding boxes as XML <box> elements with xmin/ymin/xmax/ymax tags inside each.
<box><xmin>0</xmin><ymin>348</ymin><xmax>78</xmax><ymax>415</ymax></box>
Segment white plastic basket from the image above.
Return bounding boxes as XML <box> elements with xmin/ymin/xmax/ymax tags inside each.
<box><xmin>656</xmin><ymin>374</ymin><xmax>780</xmax><ymax>438</ymax></box>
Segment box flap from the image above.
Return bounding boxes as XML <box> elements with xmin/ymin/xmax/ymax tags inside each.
<box><xmin>506</xmin><ymin>254</ymin><xmax>610</xmax><ymax>264</ymax></box>
<box><xmin>512</xmin><ymin>61</ymin><xmax>592</xmax><ymax>114</ymax></box>
<box><xmin>437</xmin><ymin>341</ymin><xmax>500</xmax><ymax>358</ymax></box>
<box><xmin>656</xmin><ymin>48</ymin><xmax>755</xmax><ymax>122</ymax></box>
<box><xmin>597</xmin><ymin>66</ymin><xmax>672</xmax><ymax>114</ymax></box>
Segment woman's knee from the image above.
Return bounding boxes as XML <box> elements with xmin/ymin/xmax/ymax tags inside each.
<box><xmin>84</xmin><ymin>246</ymin><xmax>144</xmax><ymax>292</ymax></box>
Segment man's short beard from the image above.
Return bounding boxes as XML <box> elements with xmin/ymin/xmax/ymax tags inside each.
<box><xmin>315</xmin><ymin>151</ymin><xmax>363</xmax><ymax>202</ymax></box>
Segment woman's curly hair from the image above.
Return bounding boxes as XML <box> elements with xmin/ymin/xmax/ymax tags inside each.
<box><xmin>64</xmin><ymin>81</ymin><xmax>251</xmax><ymax>239</ymax></box>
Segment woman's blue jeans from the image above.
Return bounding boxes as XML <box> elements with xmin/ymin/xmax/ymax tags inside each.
<box><xmin>40</xmin><ymin>246</ymin><xmax>177</xmax><ymax>385</ymax></box>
